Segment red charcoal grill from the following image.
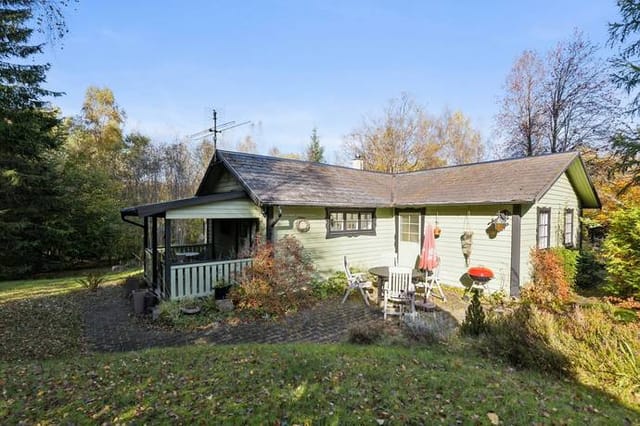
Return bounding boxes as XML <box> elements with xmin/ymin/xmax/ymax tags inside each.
<box><xmin>465</xmin><ymin>266</ymin><xmax>494</xmax><ymax>297</ymax></box>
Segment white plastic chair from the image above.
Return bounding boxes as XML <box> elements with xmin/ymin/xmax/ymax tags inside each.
<box><xmin>424</xmin><ymin>259</ymin><xmax>446</xmax><ymax>302</ymax></box>
<box><xmin>383</xmin><ymin>266</ymin><xmax>414</xmax><ymax>319</ymax></box>
<box><xmin>341</xmin><ymin>256</ymin><xmax>372</xmax><ymax>306</ymax></box>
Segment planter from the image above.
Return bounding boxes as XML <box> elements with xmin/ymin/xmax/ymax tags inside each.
<box><xmin>434</xmin><ymin>226</ymin><xmax>442</xmax><ymax>239</ymax></box>
<box><xmin>215</xmin><ymin>284</ymin><xmax>232</xmax><ymax>300</ymax></box>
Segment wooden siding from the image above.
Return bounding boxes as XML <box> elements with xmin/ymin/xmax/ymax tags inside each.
<box><xmin>211</xmin><ymin>168</ymin><xmax>245</xmax><ymax>193</ymax></box>
<box><xmin>166</xmin><ymin>198</ymin><xmax>263</xmax><ymax>220</ymax></box>
<box><xmin>273</xmin><ymin>206</ymin><xmax>396</xmax><ymax>274</ymax></box>
<box><xmin>520</xmin><ymin>172</ymin><xmax>581</xmax><ymax>284</ymax></box>
<box><xmin>424</xmin><ymin>205</ymin><xmax>513</xmax><ymax>295</ymax></box>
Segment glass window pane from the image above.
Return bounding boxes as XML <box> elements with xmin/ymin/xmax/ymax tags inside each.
<box><xmin>330</xmin><ymin>212</ymin><xmax>343</xmax><ymax>231</ymax></box>
<box><xmin>345</xmin><ymin>212</ymin><xmax>359</xmax><ymax>230</ymax></box>
<box><xmin>360</xmin><ymin>213</ymin><xmax>372</xmax><ymax>230</ymax></box>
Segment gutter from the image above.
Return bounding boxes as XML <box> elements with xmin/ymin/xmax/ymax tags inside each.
<box><xmin>120</xmin><ymin>210</ymin><xmax>145</xmax><ymax>228</ymax></box>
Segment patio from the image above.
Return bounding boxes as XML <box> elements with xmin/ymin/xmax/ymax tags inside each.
<box><xmin>82</xmin><ymin>283</ymin><xmax>466</xmax><ymax>353</ymax></box>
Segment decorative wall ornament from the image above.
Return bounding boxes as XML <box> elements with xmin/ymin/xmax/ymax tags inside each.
<box><xmin>294</xmin><ymin>218</ymin><xmax>311</xmax><ymax>233</ymax></box>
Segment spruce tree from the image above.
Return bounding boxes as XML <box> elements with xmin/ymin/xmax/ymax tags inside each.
<box><xmin>305</xmin><ymin>127</ymin><xmax>324</xmax><ymax>162</ymax></box>
<box><xmin>0</xmin><ymin>1</ymin><xmax>69</xmax><ymax>277</ymax></box>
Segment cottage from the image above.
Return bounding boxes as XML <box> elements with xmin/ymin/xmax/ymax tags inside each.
<box><xmin>121</xmin><ymin>150</ymin><xmax>600</xmax><ymax>300</ymax></box>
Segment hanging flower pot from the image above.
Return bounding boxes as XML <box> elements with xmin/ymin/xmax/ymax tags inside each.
<box><xmin>434</xmin><ymin>226</ymin><xmax>442</xmax><ymax>239</ymax></box>
<box><xmin>495</xmin><ymin>222</ymin><xmax>506</xmax><ymax>232</ymax></box>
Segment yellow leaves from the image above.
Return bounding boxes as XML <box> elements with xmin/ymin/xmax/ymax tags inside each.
<box><xmin>487</xmin><ymin>411</ymin><xmax>500</xmax><ymax>425</ymax></box>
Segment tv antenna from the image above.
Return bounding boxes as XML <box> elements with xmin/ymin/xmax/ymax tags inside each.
<box><xmin>189</xmin><ymin>109</ymin><xmax>251</xmax><ymax>149</ymax></box>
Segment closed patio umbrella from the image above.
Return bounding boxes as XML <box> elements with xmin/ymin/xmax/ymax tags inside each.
<box><xmin>419</xmin><ymin>223</ymin><xmax>438</xmax><ymax>271</ymax></box>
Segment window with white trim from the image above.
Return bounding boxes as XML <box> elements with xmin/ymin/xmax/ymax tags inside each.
<box><xmin>564</xmin><ymin>208</ymin><xmax>574</xmax><ymax>247</ymax></box>
<box><xmin>326</xmin><ymin>209</ymin><xmax>375</xmax><ymax>238</ymax></box>
<box><xmin>537</xmin><ymin>207</ymin><xmax>551</xmax><ymax>249</ymax></box>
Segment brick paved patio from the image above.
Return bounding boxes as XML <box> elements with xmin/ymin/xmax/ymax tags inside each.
<box><xmin>82</xmin><ymin>284</ymin><xmax>465</xmax><ymax>353</ymax></box>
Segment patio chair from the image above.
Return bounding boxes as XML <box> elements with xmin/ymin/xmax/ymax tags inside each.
<box><xmin>383</xmin><ymin>266</ymin><xmax>414</xmax><ymax>320</ymax></box>
<box><xmin>423</xmin><ymin>258</ymin><xmax>446</xmax><ymax>302</ymax></box>
<box><xmin>341</xmin><ymin>256</ymin><xmax>373</xmax><ymax>306</ymax></box>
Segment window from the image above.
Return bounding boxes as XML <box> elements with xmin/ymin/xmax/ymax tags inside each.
<box><xmin>326</xmin><ymin>209</ymin><xmax>376</xmax><ymax>238</ymax></box>
<box><xmin>400</xmin><ymin>213</ymin><xmax>420</xmax><ymax>243</ymax></box>
<box><xmin>537</xmin><ymin>207</ymin><xmax>551</xmax><ymax>249</ymax></box>
<box><xmin>564</xmin><ymin>208</ymin><xmax>574</xmax><ymax>247</ymax></box>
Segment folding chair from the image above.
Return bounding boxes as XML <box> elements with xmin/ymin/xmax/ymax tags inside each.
<box><xmin>341</xmin><ymin>256</ymin><xmax>372</xmax><ymax>306</ymax></box>
<box><xmin>424</xmin><ymin>258</ymin><xmax>446</xmax><ymax>302</ymax></box>
<box><xmin>383</xmin><ymin>266</ymin><xmax>414</xmax><ymax>320</ymax></box>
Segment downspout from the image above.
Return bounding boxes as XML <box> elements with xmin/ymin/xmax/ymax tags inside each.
<box><xmin>265</xmin><ymin>205</ymin><xmax>282</xmax><ymax>242</ymax></box>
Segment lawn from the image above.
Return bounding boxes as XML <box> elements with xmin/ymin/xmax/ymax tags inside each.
<box><xmin>0</xmin><ymin>268</ymin><xmax>140</xmax><ymax>361</ymax></box>
<box><xmin>0</xmin><ymin>271</ymin><xmax>638</xmax><ymax>424</ymax></box>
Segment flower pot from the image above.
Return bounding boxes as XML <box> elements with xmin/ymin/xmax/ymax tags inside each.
<box><xmin>434</xmin><ymin>226</ymin><xmax>442</xmax><ymax>238</ymax></box>
<box><xmin>215</xmin><ymin>284</ymin><xmax>232</xmax><ymax>300</ymax></box>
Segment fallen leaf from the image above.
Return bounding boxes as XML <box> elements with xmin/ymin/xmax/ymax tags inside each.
<box><xmin>487</xmin><ymin>411</ymin><xmax>499</xmax><ymax>425</ymax></box>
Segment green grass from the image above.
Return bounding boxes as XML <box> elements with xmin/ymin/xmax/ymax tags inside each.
<box><xmin>1</xmin><ymin>343</ymin><xmax>638</xmax><ymax>425</ymax></box>
<box><xmin>0</xmin><ymin>270</ymin><xmax>638</xmax><ymax>424</ymax></box>
<box><xmin>0</xmin><ymin>267</ymin><xmax>141</xmax><ymax>303</ymax></box>
<box><xmin>0</xmin><ymin>268</ymin><xmax>141</xmax><ymax>361</ymax></box>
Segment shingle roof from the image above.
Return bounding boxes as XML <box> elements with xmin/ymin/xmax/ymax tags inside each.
<box><xmin>198</xmin><ymin>150</ymin><xmax>599</xmax><ymax>208</ymax></box>
<box><xmin>394</xmin><ymin>152</ymin><xmax>579</xmax><ymax>206</ymax></box>
<box><xmin>216</xmin><ymin>150</ymin><xmax>393</xmax><ymax>207</ymax></box>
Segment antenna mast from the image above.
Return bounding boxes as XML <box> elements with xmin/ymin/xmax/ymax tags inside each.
<box><xmin>189</xmin><ymin>108</ymin><xmax>251</xmax><ymax>149</ymax></box>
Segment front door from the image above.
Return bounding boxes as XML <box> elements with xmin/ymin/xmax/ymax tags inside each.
<box><xmin>398</xmin><ymin>212</ymin><xmax>421</xmax><ymax>268</ymax></box>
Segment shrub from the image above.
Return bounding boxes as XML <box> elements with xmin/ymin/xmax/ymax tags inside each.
<box><xmin>484</xmin><ymin>302</ymin><xmax>640</xmax><ymax>406</ymax></box>
<box><xmin>312</xmin><ymin>271</ymin><xmax>347</xmax><ymax>299</ymax></box>
<box><xmin>404</xmin><ymin>315</ymin><xmax>454</xmax><ymax>344</ymax></box>
<box><xmin>484</xmin><ymin>304</ymin><xmax>569</xmax><ymax>375</ymax></box>
<box><xmin>76</xmin><ymin>273</ymin><xmax>106</xmax><ymax>292</ymax></box>
<box><xmin>603</xmin><ymin>207</ymin><xmax>640</xmax><ymax>298</ymax></box>
<box><xmin>156</xmin><ymin>296</ymin><xmax>220</xmax><ymax>329</ymax></box>
<box><xmin>551</xmin><ymin>247</ymin><xmax>579</xmax><ymax>286</ymax></box>
<box><xmin>523</xmin><ymin>248</ymin><xmax>574</xmax><ymax>309</ymax></box>
<box><xmin>575</xmin><ymin>249</ymin><xmax>606</xmax><ymax>289</ymax></box>
<box><xmin>460</xmin><ymin>290</ymin><xmax>487</xmax><ymax>336</ymax></box>
<box><xmin>231</xmin><ymin>236</ymin><xmax>316</xmax><ymax>318</ymax></box>
<box><xmin>347</xmin><ymin>322</ymin><xmax>382</xmax><ymax>344</ymax></box>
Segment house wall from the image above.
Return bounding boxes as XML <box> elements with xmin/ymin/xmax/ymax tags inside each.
<box><xmin>424</xmin><ymin>205</ymin><xmax>513</xmax><ymax>295</ymax></box>
<box><xmin>273</xmin><ymin>206</ymin><xmax>396</xmax><ymax>275</ymax></box>
<box><xmin>166</xmin><ymin>198</ymin><xmax>264</xmax><ymax>221</ymax></box>
<box><xmin>519</xmin><ymin>172</ymin><xmax>581</xmax><ymax>285</ymax></box>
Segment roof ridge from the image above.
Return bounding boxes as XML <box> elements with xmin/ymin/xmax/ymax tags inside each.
<box><xmin>217</xmin><ymin>149</ymin><xmax>392</xmax><ymax>176</ymax></box>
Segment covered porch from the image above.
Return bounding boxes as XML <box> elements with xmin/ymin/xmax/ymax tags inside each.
<box><xmin>122</xmin><ymin>192</ymin><xmax>265</xmax><ymax>300</ymax></box>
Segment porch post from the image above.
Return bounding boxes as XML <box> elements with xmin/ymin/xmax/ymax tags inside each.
<box><xmin>164</xmin><ymin>218</ymin><xmax>172</xmax><ymax>298</ymax></box>
<box><xmin>510</xmin><ymin>204</ymin><xmax>522</xmax><ymax>297</ymax></box>
<box><xmin>143</xmin><ymin>217</ymin><xmax>149</xmax><ymax>280</ymax></box>
<box><xmin>152</xmin><ymin>216</ymin><xmax>158</xmax><ymax>287</ymax></box>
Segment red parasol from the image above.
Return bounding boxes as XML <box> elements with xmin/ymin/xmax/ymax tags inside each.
<box><xmin>419</xmin><ymin>223</ymin><xmax>439</xmax><ymax>271</ymax></box>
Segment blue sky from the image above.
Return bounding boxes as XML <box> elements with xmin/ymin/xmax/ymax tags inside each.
<box><xmin>43</xmin><ymin>1</ymin><xmax>620</xmax><ymax>162</ymax></box>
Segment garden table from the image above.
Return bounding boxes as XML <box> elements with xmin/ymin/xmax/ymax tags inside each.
<box><xmin>368</xmin><ymin>266</ymin><xmax>425</xmax><ymax>305</ymax></box>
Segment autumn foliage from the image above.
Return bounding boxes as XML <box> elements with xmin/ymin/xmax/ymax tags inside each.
<box><xmin>230</xmin><ymin>236</ymin><xmax>316</xmax><ymax>318</ymax></box>
<box><xmin>523</xmin><ymin>248</ymin><xmax>575</xmax><ymax>309</ymax></box>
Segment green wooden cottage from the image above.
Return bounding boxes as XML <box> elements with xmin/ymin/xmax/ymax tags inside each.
<box><xmin>121</xmin><ymin>150</ymin><xmax>600</xmax><ymax>300</ymax></box>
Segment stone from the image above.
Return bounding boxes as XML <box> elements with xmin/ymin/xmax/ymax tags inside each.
<box><xmin>216</xmin><ymin>299</ymin><xmax>234</xmax><ymax>312</ymax></box>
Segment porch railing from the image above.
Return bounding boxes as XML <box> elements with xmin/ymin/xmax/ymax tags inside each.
<box><xmin>169</xmin><ymin>258</ymin><xmax>253</xmax><ymax>300</ymax></box>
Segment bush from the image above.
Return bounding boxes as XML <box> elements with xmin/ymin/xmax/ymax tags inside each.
<box><xmin>347</xmin><ymin>322</ymin><xmax>382</xmax><ymax>344</ymax></box>
<box><xmin>231</xmin><ymin>236</ymin><xmax>316</xmax><ymax>318</ymax></box>
<box><xmin>575</xmin><ymin>249</ymin><xmax>606</xmax><ymax>289</ymax></box>
<box><xmin>523</xmin><ymin>248</ymin><xmax>574</xmax><ymax>309</ymax></box>
<box><xmin>76</xmin><ymin>273</ymin><xmax>106</xmax><ymax>292</ymax></box>
<box><xmin>551</xmin><ymin>247</ymin><xmax>579</xmax><ymax>286</ymax></box>
<box><xmin>484</xmin><ymin>302</ymin><xmax>640</xmax><ymax>406</ymax></box>
<box><xmin>312</xmin><ymin>271</ymin><xmax>347</xmax><ymax>299</ymax></box>
<box><xmin>603</xmin><ymin>207</ymin><xmax>640</xmax><ymax>298</ymax></box>
<box><xmin>460</xmin><ymin>290</ymin><xmax>487</xmax><ymax>336</ymax></box>
<box><xmin>483</xmin><ymin>304</ymin><xmax>569</xmax><ymax>375</ymax></box>
<box><xmin>156</xmin><ymin>296</ymin><xmax>219</xmax><ymax>329</ymax></box>
<box><xmin>404</xmin><ymin>315</ymin><xmax>453</xmax><ymax>344</ymax></box>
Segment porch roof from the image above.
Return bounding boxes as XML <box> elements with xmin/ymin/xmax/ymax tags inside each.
<box><xmin>120</xmin><ymin>191</ymin><xmax>247</xmax><ymax>218</ymax></box>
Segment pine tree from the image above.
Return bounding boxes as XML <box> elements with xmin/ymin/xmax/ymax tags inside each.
<box><xmin>0</xmin><ymin>1</ymin><xmax>69</xmax><ymax>277</ymax></box>
<box><xmin>460</xmin><ymin>290</ymin><xmax>487</xmax><ymax>336</ymax></box>
<box><xmin>305</xmin><ymin>127</ymin><xmax>324</xmax><ymax>162</ymax></box>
